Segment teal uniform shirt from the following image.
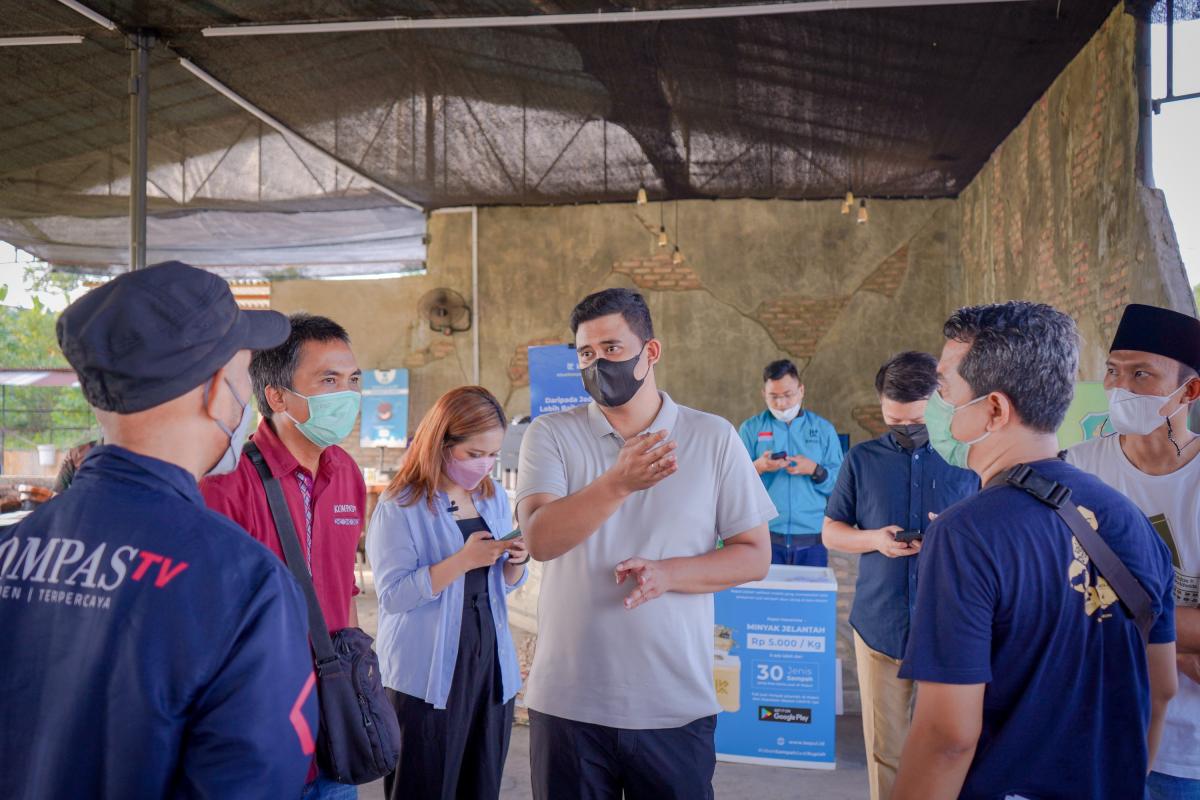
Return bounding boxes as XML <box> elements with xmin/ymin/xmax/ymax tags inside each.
<box><xmin>737</xmin><ymin>409</ymin><xmax>844</xmax><ymax>534</ymax></box>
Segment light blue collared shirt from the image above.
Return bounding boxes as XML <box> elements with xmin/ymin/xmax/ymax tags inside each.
<box><xmin>366</xmin><ymin>479</ymin><xmax>527</xmax><ymax>709</ymax></box>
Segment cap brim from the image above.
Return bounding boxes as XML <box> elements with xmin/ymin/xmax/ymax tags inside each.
<box><xmin>238</xmin><ymin>309</ymin><xmax>291</xmax><ymax>351</ymax></box>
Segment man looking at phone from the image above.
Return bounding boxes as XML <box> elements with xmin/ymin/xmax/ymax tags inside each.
<box><xmin>517</xmin><ymin>288</ymin><xmax>775</xmax><ymax>799</ymax></box>
<box><xmin>821</xmin><ymin>352</ymin><xmax>978</xmax><ymax>800</ymax></box>
<box><xmin>739</xmin><ymin>359</ymin><xmax>844</xmax><ymax>565</ymax></box>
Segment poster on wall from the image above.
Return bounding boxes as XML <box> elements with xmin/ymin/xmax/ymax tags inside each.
<box><xmin>528</xmin><ymin>344</ymin><xmax>590</xmax><ymax>418</ymax></box>
<box><xmin>360</xmin><ymin>369</ymin><xmax>410</xmax><ymax>448</ymax></box>
<box><xmin>714</xmin><ymin>566</ymin><xmax>838</xmax><ymax>770</ymax></box>
<box><xmin>1057</xmin><ymin>381</ymin><xmax>1113</xmax><ymax>449</ymax></box>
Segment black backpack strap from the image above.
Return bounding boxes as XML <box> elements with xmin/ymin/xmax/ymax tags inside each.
<box><xmin>243</xmin><ymin>441</ymin><xmax>339</xmax><ymax>671</ymax></box>
<box><xmin>986</xmin><ymin>463</ymin><xmax>1155</xmax><ymax>644</ymax></box>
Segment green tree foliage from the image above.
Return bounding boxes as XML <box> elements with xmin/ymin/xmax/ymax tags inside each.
<box><xmin>1</xmin><ymin>299</ymin><xmax>95</xmax><ymax>450</ymax></box>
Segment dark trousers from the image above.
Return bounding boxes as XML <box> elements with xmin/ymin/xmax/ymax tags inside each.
<box><xmin>529</xmin><ymin>709</ymin><xmax>716</xmax><ymax>800</ymax></box>
<box><xmin>770</xmin><ymin>533</ymin><xmax>828</xmax><ymax>566</ymax></box>
<box><xmin>384</xmin><ymin>591</ymin><xmax>514</xmax><ymax>800</ymax></box>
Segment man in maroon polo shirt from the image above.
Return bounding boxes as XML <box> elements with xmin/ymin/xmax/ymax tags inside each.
<box><xmin>201</xmin><ymin>313</ymin><xmax>365</xmax><ymax>800</ymax></box>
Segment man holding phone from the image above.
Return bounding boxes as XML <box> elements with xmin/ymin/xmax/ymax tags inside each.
<box><xmin>738</xmin><ymin>359</ymin><xmax>844</xmax><ymax>565</ymax></box>
<box><xmin>821</xmin><ymin>352</ymin><xmax>978</xmax><ymax>800</ymax></box>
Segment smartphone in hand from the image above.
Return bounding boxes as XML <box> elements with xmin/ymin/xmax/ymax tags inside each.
<box><xmin>770</xmin><ymin>451</ymin><xmax>788</xmax><ymax>460</ymax></box>
<box><xmin>498</xmin><ymin>528</ymin><xmax>523</xmax><ymax>542</ymax></box>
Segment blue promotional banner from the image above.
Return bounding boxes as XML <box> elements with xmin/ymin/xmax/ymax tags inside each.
<box><xmin>714</xmin><ymin>566</ymin><xmax>838</xmax><ymax>770</ymax></box>
<box><xmin>359</xmin><ymin>368</ymin><xmax>410</xmax><ymax>448</ymax></box>
<box><xmin>528</xmin><ymin>344</ymin><xmax>590</xmax><ymax>418</ymax></box>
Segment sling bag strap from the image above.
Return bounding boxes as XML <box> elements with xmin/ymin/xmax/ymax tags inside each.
<box><xmin>985</xmin><ymin>463</ymin><xmax>1154</xmax><ymax>644</ymax></box>
<box><xmin>243</xmin><ymin>441</ymin><xmax>340</xmax><ymax>672</ymax></box>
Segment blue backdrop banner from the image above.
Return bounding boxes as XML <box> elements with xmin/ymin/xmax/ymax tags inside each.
<box><xmin>360</xmin><ymin>368</ymin><xmax>410</xmax><ymax>448</ymax></box>
<box><xmin>529</xmin><ymin>344</ymin><xmax>590</xmax><ymax>418</ymax></box>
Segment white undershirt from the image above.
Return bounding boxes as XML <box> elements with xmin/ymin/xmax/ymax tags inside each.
<box><xmin>1068</xmin><ymin>434</ymin><xmax>1200</xmax><ymax>779</ymax></box>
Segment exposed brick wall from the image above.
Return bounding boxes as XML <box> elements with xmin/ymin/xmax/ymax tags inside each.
<box><xmin>754</xmin><ymin>295</ymin><xmax>850</xmax><ymax>359</ymax></box>
<box><xmin>614</xmin><ymin>253</ymin><xmax>704</xmax><ymax>291</ymax></box>
<box><xmin>955</xmin><ymin>5</ymin><xmax>1185</xmax><ymax>375</ymax></box>
<box><xmin>851</xmin><ymin>405</ymin><xmax>887</xmax><ymax>439</ymax></box>
<box><xmin>858</xmin><ymin>245</ymin><xmax>909</xmax><ymax>298</ymax></box>
<box><xmin>507</xmin><ymin>337</ymin><xmax>569</xmax><ymax>387</ymax></box>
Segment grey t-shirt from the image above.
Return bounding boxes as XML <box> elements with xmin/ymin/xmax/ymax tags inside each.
<box><xmin>516</xmin><ymin>392</ymin><xmax>777</xmax><ymax>729</ymax></box>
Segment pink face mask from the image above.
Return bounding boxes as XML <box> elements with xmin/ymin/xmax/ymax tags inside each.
<box><xmin>444</xmin><ymin>453</ymin><xmax>496</xmax><ymax>491</ymax></box>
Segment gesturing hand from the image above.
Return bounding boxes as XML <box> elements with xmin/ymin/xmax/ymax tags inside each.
<box><xmin>614</xmin><ymin>557</ymin><xmax>673</xmax><ymax>610</ymax></box>
<box><xmin>607</xmin><ymin>430</ymin><xmax>678</xmax><ymax>495</ymax></box>
<box><xmin>458</xmin><ymin>531</ymin><xmax>508</xmax><ymax>571</ymax></box>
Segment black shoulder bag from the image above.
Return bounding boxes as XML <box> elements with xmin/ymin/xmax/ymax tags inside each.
<box><xmin>987</xmin><ymin>463</ymin><xmax>1155</xmax><ymax>644</ymax></box>
<box><xmin>243</xmin><ymin>442</ymin><xmax>400</xmax><ymax>784</ymax></box>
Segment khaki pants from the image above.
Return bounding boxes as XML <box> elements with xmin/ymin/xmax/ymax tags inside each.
<box><xmin>854</xmin><ymin>630</ymin><xmax>915</xmax><ymax>800</ymax></box>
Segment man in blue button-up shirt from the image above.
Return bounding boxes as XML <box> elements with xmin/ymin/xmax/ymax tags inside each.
<box><xmin>821</xmin><ymin>352</ymin><xmax>977</xmax><ymax>800</ymax></box>
<box><xmin>739</xmin><ymin>359</ymin><xmax>844</xmax><ymax>566</ymax></box>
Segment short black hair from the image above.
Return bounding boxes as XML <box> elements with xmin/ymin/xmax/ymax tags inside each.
<box><xmin>875</xmin><ymin>351</ymin><xmax>938</xmax><ymax>403</ymax></box>
<box><xmin>943</xmin><ymin>301</ymin><xmax>1078</xmax><ymax>433</ymax></box>
<box><xmin>569</xmin><ymin>288</ymin><xmax>655</xmax><ymax>343</ymax></box>
<box><xmin>763</xmin><ymin>359</ymin><xmax>800</xmax><ymax>384</ymax></box>
<box><xmin>251</xmin><ymin>313</ymin><xmax>351</xmax><ymax>418</ymax></box>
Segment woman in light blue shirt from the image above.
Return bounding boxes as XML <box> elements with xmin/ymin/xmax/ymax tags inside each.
<box><xmin>366</xmin><ymin>386</ymin><xmax>528</xmax><ymax>800</ymax></box>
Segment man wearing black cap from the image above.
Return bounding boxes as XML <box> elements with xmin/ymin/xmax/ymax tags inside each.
<box><xmin>1067</xmin><ymin>303</ymin><xmax>1200</xmax><ymax>799</ymax></box>
<box><xmin>0</xmin><ymin>262</ymin><xmax>319</xmax><ymax>799</ymax></box>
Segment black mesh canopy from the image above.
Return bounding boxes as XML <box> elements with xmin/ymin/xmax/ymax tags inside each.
<box><xmin>0</xmin><ymin>0</ymin><xmax>1167</xmax><ymax>271</ymax></box>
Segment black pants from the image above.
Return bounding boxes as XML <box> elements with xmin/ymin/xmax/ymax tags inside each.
<box><xmin>384</xmin><ymin>591</ymin><xmax>514</xmax><ymax>800</ymax></box>
<box><xmin>529</xmin><ymin>709</ymin><xmax>717</xmax><ymax>800</ymax></box>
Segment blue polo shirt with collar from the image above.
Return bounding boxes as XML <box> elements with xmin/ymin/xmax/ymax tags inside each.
<box><xmin>824</xmin><ymin>431</ymin><xmax>978</xmax><ymax>658</ymax></box>
<box><xmin>738</xmin><ymin>408</ymin><xmax>844</xmax><ymax>535</ymax></box>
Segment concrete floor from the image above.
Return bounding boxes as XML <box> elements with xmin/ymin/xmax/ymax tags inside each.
<box><xmin>359</xmin><ymin>713</ymin><xmax>868</xmax><ymax>800</ymax></box>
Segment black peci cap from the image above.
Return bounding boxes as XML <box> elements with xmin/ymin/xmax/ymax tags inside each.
<box><xmin>1110</xmin><ymin>303</ymin><xmax>1200</xmax><ymax>374</ymax></box>
<box><xmin>57</xmin><ymin>261</ymin><xmax>290</xmax><ymax>413</ymax></box>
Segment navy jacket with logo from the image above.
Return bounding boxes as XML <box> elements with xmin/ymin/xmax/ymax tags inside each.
<box><xmin>0</xmin><ymin>446</ymin><xmax>318</xmax><ymax>799</ymax></box>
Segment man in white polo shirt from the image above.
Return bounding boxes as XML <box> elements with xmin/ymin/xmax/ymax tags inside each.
<box><xmin>517</xmin><ymin>288</ymin><xmax>775</xmax><ymax>800</ymax></box>
<box><xmin>1067</xmin><ymin>303</ymin><xmax>1200</xmax><ymax>800</ymax></box>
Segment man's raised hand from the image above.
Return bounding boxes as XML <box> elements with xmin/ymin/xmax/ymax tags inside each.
<box><xmin>607</xmin><ymin>430</ymin><xmax>678</xmax><ymax>495</ymax></box>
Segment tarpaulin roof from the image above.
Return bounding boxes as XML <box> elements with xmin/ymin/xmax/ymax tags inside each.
<box><xmin>0</xmin><ymin>0</ymin><xmax>1170</xmax><ymax>273</ymax></box>
<box><xmin>0</xmin><ymin>369</ymin><xmax>80</xmax><ymax>388</ymax></box>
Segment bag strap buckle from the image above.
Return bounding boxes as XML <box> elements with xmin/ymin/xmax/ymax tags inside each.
<box><xmin>1005</xmin><ymin>464</ymin><xmax>1071</xmax><ymax>509</ymax></box>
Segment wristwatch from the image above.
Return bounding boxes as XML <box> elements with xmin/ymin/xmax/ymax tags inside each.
<box><xmin>810</xmin><ymin>465</ymin><xmax>828</xmax><ymax>484</ymax></box>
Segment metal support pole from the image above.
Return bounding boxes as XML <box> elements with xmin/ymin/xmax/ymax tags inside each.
<box><xmin>1167</xmin><ymin>0</ymin><xmax>1174</xmax><ymax>100</ymax></box>
<box><xmin>471</xmin><ymin>206</ymin><xmax>480</xmax><ymax>386</ymax></box>
<box><xmin>1134</xmin><ymin>18</ymin><xmax>1154</xmax><ymax>187</ymax></box>
<box><xmin>128</xmin><ymin>31</ymin><xmax>152</xmax><ymax>270</ymax></box>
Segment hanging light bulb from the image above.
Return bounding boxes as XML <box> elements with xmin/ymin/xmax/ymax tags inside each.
<box><xmin>658</xmin><ymin>226</ymin><xmax>669</xmax><ymax>247</ymax></box>
<box><xmin>672</xmin><ymin>245</ymin><xmax>684</xmax><ymax>264</ymax></box>
<box><xmin>857</xmin><ymin>199</ymin><xmax>869</xmax><ymax>224</ymax></box>
<box><xmin>636</xmin><ymin>186</ymin><xmax>648</xmax><ymax>205</ymax></box>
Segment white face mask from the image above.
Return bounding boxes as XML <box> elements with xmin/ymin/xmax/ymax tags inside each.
<box><xmin>769</xmin><ymin>403</ymin><xmax>801</xmax><ymax>423</ymax></box>
<box><xmin>206</xmin><ymin>379</ymin><xmax>254</xmax><ymax>477</ymax></box>
<box><xmin>1105</xmin><ymin>382</ymin><xmax>1190</xmax><ymax>437</ymax></box>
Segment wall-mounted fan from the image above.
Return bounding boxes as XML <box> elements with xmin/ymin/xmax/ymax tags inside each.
<box><xmin>418</xmin><ymin>288</ymin><xmax>472</xmax><ymax>335</ymax></box>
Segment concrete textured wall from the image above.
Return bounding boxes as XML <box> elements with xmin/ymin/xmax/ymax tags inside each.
<box><xmin>270</xmin><ymin>5</ymin><xmax>1189</xmax><ymax>715</ymax></box>
<box><xmin>957</xmin><ymin>4</ymin><xmax>1193</xmax><ymax>379</ymax></box>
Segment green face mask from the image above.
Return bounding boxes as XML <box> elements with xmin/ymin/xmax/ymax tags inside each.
<box><xmin>284</xmin><ymin>388</ymin><xmax>362</xmax><ymax>448</ymax></box>
<box><xmin>925</xmin><ymin>390</ymin><xmax>990</xmax><ymax>470</ymax></box>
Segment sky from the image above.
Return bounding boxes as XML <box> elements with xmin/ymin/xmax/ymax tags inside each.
<box><xmin>1</xmin><ymin>19</ymin><xmax>1198</xmax><ymax>310</ymax></box>
<box><xmin>1151</xmin><ymin>19</ymin><xmax>1200</xmax><ymax>287</ymax></box>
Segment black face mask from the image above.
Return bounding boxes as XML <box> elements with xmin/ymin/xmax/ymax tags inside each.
<box><xmin>581</xmin><ymin>345</ymin><xmax>647</xmax><ymax>408</ymax></box>
<box><xmin>889</xmin><ymin>423</ymin><xmax>929</xmax><ymax>450</ymax></box>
